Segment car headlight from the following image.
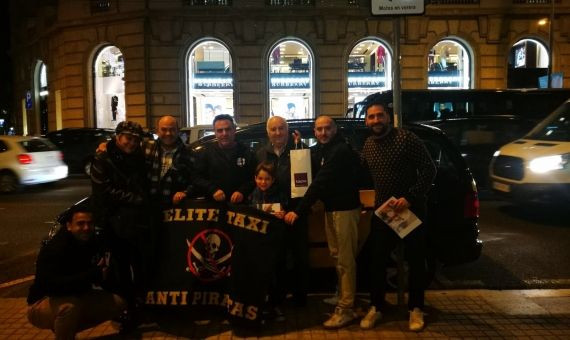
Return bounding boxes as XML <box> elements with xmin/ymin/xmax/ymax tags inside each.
<box><xmin>528</xmin><ymin>153</ymin><xmax>569</xmax><ymax>173</ymax></box>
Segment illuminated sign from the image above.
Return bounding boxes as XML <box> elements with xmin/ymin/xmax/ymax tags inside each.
<box><xmin>270</xmin><ymin>73</ymin><xmax>310</xmax><ymax>89</ymax></box>
<box><xmin>348</xmin><ymin>72</ymin><xmax>386</xmax><ymax>88</ymax></box>
<box><xmin>193</xmin><ymin>73</ymin><xmax>233</xmax><ymax>89</ymax></box>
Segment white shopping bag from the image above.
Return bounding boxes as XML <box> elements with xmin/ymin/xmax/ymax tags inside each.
<box><xmin>290</xmin><ymin>148</ymin><xmax>312</xmax><ymax>198</ymax></box>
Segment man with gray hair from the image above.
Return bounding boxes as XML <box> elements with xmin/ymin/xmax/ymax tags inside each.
<box><xmin>256</xmin><ymin>116</ymin><xmax>307</xmax><ymax>313</ymax></box>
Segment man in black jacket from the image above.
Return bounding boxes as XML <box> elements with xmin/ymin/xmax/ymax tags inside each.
<box><xmin>284</xmin><ymin>115</ymin><xmax>362</xmax><ymax>329</ymax></box>
<box><xmin>193</xmin><ymin>114</ymin><xmax>255</xmax><ymax>203</ymax></box>
<box><xmin>257</xmin><ymin>116</ymin><xmax>307</xmax><ymax>311</ymax></box>
<box><xmin>27</xmin><ymin>205</ymin><xmax>126</xmax><ymax>340</ymax></box>
<box><xmin>90</xmin><ymin>121</ymin><xmax>149</xmax><ymax>314</ymax></box>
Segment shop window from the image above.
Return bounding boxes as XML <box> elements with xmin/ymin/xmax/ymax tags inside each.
<box><xmin>507</xmin><ymin>39</ymin><xmax>551</xmax><ymax>88</ymax></box>
<box><xmin>347</xmin><ymin>39</ymin><xmax>392</xmax><ymax>113</ymax></box>
<box><xmin>37</xmin><ymin>62</ymin><xmax>48</xmax><ymax>134</ymax></box>
<box><xmin>93</xmin><ymin>46</ymin><xmax>125</xmax><ymax>129</ymax></box>
<box><xmin>187</xmin><ymin>40</ymin><xmax>234</xmax><ymax>126</ymax></box>
<box><xmin>428</xmin><ymin>40</ymin><xmax>471</xmax><ymax>89</ymax></box>
<box><xmin>269</xmin><ymin>39</ymin><xmax>314</xmax><ymax>119</ymax></box>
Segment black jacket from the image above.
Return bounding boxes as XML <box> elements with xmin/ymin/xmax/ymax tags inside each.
<box><xmin>295</xmin><ymin>133</ymin><xmax>361</xmax><ymax>215</ymax></box>
<box><xmin>90</xmin><ymin>140</ymin><xmax>148</xmax><ymax>238</ymax></box>
<box><xmin>193</xmin><ymin>142</ymin><xmax>256</xmax><ymax>199</ymax></box>
<box><xmin>27</xmin><ymin>228</ymin><xmax>103</xmax><ymax>305</ymax></box>
<box><xmin>255</xmin><ymin>139</ymin><xmax>301</xmax><ymax>209</ymax></box>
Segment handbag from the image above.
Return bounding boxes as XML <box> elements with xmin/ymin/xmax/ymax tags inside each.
<box><xmin>290</xmin><ymin>144</ymin><xmax>312</xmax><ymax>198</ymax></box>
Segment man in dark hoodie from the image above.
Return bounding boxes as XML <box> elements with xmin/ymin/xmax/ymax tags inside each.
<box><xmin>284</xmin><ymin>115</ymin><xmax>362</xmax><ymax>329</ymax></box>
<box><xmin>90</xmin><ymin>121</ymin><xmax>149</xmax><ymax>317</ymax></box>
<box><xmin>27</xmin><ymin>205</ymin><xmax>126</xmax><ymax>340</ymax></box>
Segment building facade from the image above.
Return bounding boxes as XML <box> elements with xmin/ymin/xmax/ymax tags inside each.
<box><xmin>9</xmin><ymin>0</ymin><xmax>570</xmax><ymax>134</ymax></box>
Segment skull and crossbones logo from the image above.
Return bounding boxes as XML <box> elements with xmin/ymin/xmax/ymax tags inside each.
<box><xmin>186</xmin><ymin>229</ymin><xmax>232</xmax><ymax>282</ymax></box>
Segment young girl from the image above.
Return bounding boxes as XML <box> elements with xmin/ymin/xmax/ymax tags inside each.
<box><xmin>249</xmin><ymin>161</ymin><xmax>287</xmax><ymax>219</ymax></box>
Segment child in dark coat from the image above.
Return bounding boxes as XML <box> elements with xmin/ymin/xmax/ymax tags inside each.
<box><xmin>249</xmin><ymin>161</ymin><xmax>287</xmax><ymax>219</ymax></box>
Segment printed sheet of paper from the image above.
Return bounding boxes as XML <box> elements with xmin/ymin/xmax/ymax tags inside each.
<box><xmin>374</xmin><ymin>196</ymin><xmax>422</xmax><ymax>238</ymax></box>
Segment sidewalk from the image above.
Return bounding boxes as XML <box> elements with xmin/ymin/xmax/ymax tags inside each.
<box><xmin>1</xmin><ymin>289</ymin><xmax>569</xmax><ymax>339</ymax></box>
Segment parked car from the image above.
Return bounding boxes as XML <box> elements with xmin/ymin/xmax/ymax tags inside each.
<box><xmin>419</xmin><ymin>116</ymin><xmax>535</xmax><ymax>190</ymax></box>
<box><xmin>0</xmin><ymin>136</ymin><xmax>68</xmax><ymax>193</ymax></box>
<box><xmin>45</xmin><ymin>128</ymin><xmax>114</xmax><ymax>175</ymax></box>
<box><xmin>189</xmin><ymin>119</ymin><xmax>483</xmax><ymax>270</ymax></box>
<box><xmin>490</xmin><ymin>100</ymin><xmax>570</xmax><ymax>204</ymax></box>
<box><xmin>179</xmin><ymin>125</ymin><xmax>214</xmax><ymax>145</ymax></box>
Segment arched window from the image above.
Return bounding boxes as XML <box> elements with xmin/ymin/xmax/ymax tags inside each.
<box><xmin>507</xmin><ymin>39</ymin><xmax>550</xmax><ymax>88</ymax></box>
<box><xmin>428</xmin><ymin>39</ymin><xmax>471</xmax><ymax>89</ymax></box>
<box><xmin>268</xmin><ymin>39</ymin><xmax>314</xmax><ymax>119</ymax></box>
<box><xmin>36</xmin><ymin>61</ymin><xmax>49</xmax><ymax>134</ymax></box>
<box><xmin>93</xmin><ymin>46</ymin><xmax>125</xmax><ymax>129</ymax></box>
<box><xmin>347</xmin><ymin>39</ymin><xmax>392</xmax><ymax>112</ymax></box>
<box><xmin>187</xmin><ymin>40</ymin><xmax>234</xmax><ymax>126</ymax></box>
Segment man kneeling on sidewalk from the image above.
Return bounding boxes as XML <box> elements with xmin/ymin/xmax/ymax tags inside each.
<box><xmin>27</xmin><ymin>205</ymin><xmax>126</xmax><ymax>340</ymax></box>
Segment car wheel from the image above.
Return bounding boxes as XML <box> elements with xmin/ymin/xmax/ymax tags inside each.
<box><xmin>83</xmin><ymin>159</ymin><xmax>93</xmax><ymax>176</ymax></box>
<box><xmin>0</xmin><ymin>172</ymin><xmax>19</xmax><ymax>193</ymax></box>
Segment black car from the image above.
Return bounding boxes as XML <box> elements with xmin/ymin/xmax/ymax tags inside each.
<box><xmin>189</xmin><ymin>119</ymin><xmax>483</xmax><ymax>270</ymax></box>
<box><xmin>45</xmin><ymin>128</ymin><xmax>115</xmax><ymax>175</ymax></box>
<box><xmin>418</xmin><ymin>116</ymin><xmax>535</xmax><ymax>190</ymax></box>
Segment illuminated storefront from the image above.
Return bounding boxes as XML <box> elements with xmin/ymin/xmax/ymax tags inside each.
<box><xmin>269</xmin><ymin>40</ymin><xmax>313</xmax><ymax>119</ymax></box>
<box><xmin>507</xmin><ymin>39</ymin><xmax>550</xmax><ymax>88</ymax></box>
<box><xmin>37</xmin><ymin>62</ymin><xmax>48</xmax><ymax>134</ymax></box>
<box><xmin>428</xmin><ymin>40</ymin><xmax>471</xmax><ymax>89</ymax></box>
<box><xmin>94</xmin><ymin>46</ymin><xmax>125</xmax><ymax>129</ymax></box>
<box><xmin>347</xmin><ymin>39</ymin><xmax>392</xmax><ymax>111</ymax></box>
<box><xmin>187</xmin><ymin>40</ymin><xmax>234</xmax><ymax>126</ymax></box>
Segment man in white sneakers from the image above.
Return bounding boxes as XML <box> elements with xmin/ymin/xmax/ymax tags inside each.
<box><xmin>359</xmin><ymin>101</ymin><xmax>436</xmax><ymax>332</ymax></box>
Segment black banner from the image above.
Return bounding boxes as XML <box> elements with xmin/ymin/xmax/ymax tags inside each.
<box><xmin>144</xmin><ymin>200</ymin><xmax>285</xmax><ymax>325</ymax></box>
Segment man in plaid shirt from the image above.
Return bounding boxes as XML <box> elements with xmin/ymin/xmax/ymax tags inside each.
<box><xmin>143</xmin><ymin>115</ymin><xmax>193</xmax><ymax>207</ymax></box>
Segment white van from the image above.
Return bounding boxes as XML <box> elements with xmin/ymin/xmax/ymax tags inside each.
<box><xmin>489</xmin><ymin>100</ymin><xmax>570</xmax><ymax>203</ymax></box>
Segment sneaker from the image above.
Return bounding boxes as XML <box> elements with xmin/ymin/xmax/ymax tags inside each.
<box><xmin>409</xmin><ymin>307</ymin><xmax>425</xmax><ymax>332</ymax></box>
<box><xmin>360</xmin><ymin>306</ymin><xmax>382</xmax><ymax>329</ymax></box>
<box><xmin>323</xmin><ymin>307</ymin><xmax>357</xmax><ymax>329</ymax></box>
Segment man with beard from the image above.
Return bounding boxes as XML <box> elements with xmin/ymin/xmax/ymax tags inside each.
<box><xmin>27</xmin><ymin>205</ymin><xmax>126</xmax><ymax>340</ymax></box>
<box><xmin>90</xmin><ymin>121</ymin><xmax>149</xmax><ymax>329</ymax></box>
<box><xmin>256</xmin><ymin>116</ymin><xmax>307</xmax><ymax>315</ymax></box>
<box><xmin>284</xmin><ymin>116</ymin><xmax>362</xmax><ymax>329</ymax></box>
<box><xmin>359</xmin><ymin>102</ymin><xmax>436</xmax><ymax>332</ymax></box>
<box><xmin>193</xmin><ymin>114</ymin><xmax>256</xmax><ymax>203</ymax></box>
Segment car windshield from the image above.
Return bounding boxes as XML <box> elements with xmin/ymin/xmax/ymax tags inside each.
<box><xmin>19</xmin><ymin>139</ymin><xmax>58</xmax><ymax>152</ymax></box>
<box><xmin>525</xmin><ymin>102</ymin><xmax>570</xmax><ymax>142</ymax></box>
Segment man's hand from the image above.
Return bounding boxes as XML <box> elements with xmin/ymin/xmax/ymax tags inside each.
<box><xmin>96</xmin><ymin>142</ymin><xmax>107</xmax><ymax>154</ymax></box>
<box><xmin>292</xmin><ymin>130</ymin><xmax>302</xmax><ymax>144</ymax></box>
<box><xmin>273</xmin><ymin>210</ymin><xmax>286</xmax><ymax>219</ymax></box>
<box><xmin>172</xmin><ymin>191</ymin><xmax>187</xmax><ymax>204</ymax></box>
<box><xmin>389</xmin><ymin>197</ymin><xmax>410</xmax><ymax>212</ymax></box>
<box><xmin>213</xmin><ymin>190</ymin><xmax>226</xmax><ymax>202</ymax></box>
<box><xmin>230</xmin><ymin>191</ymin><xmax>244</xmax><ymax>203</ymax></box>
<box><xmin>284</xmin><ymin>211</ymin><xmax>299</xmax><ymax>225</ymax></box>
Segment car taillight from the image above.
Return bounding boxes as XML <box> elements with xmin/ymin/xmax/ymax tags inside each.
<box><xmin>18</xmin><ymin>154</ymin><xmax>33</xmax><ymax>164</ymax></box>
<box><xmin>464</xmin><ymin>180</ymin><xmax>480</xmax><ymax>218</ymax></box>
<box><xmin>58</xmin><ymin>151</ymin><xmax>64</xmax><ymax>161</ymax></box>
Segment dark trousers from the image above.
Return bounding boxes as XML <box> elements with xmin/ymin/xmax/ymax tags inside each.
<box><xmin>271</xmin><ymin>215</ymin><xmax>309</xmax><ymax>305</ymax></box>
<box><xmin>368</xmin><ymin>215</ymin><xmax>427</xmax><ymax>310</ymax></box>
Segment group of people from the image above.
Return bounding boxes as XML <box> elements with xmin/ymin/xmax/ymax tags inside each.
<box><xmin>27</xmin><ymin>98</ymin><xmax>436</xmax><ymax>339</ymax></box>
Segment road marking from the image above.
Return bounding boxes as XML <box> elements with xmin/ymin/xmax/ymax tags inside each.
<box><xmin>0</xmin><ymin>275</ymin><xmax>35</xmax><ymax>289</ymax></box>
